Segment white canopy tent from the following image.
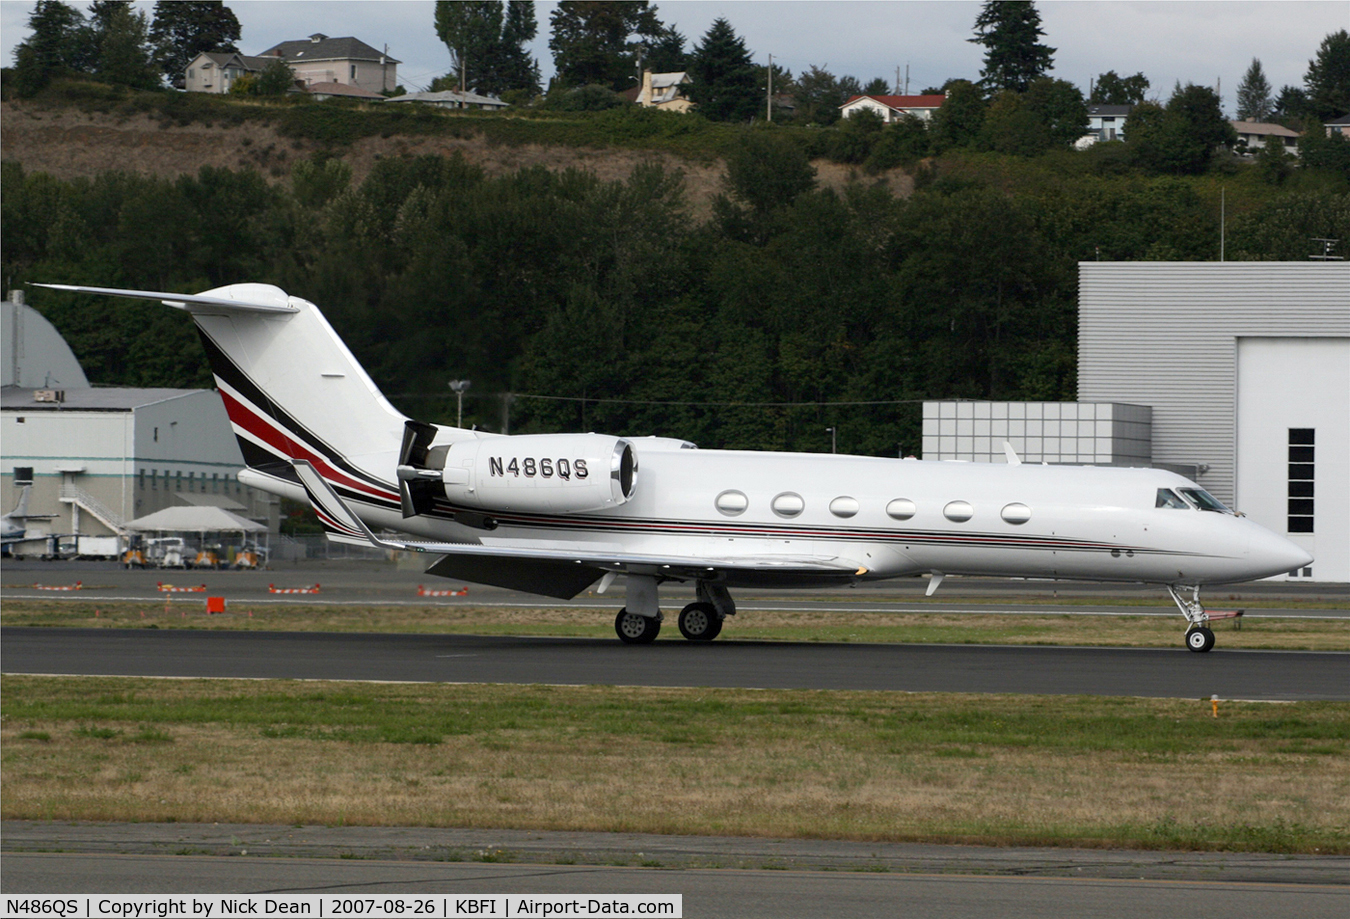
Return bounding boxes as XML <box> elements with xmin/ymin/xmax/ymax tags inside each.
<box><xmin>125</xmin><ymin>505</ymin><xmax>267</xmax><ymax>534</ymax></box>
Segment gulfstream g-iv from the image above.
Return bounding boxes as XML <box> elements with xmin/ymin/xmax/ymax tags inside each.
<box><xmin>35</xmin><ymin>283</ymin><xmax>1313</xmax><ymax>652</ymax></box>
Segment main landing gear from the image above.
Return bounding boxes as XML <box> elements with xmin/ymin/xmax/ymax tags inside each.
<box><xmin>612</xmin><ymin>576</ymin><xmax>734</xmax><ymax>643</ymax></box>
<box><xmin>1168</xmin><ymin>585</ymin><xmax>1215</xmax><ymax>653</ymax></box>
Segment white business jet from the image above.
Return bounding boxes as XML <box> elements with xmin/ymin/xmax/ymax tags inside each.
<box><xmin>1</xmin><ymin>483</ymin><xmax>57</xmax><ymax>550</ymax></box>
<box><xmin>34</xmin><ymin>283</ymin><xmax>1312</xmax><ymax>651</ymax></box>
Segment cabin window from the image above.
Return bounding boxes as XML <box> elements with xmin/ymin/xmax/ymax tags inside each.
<box><xmin>1288</xmin><ymin>428</ymin><xmax>1314</xmax><ymax>533</ymax></box>
<box><xmin>771</xmin><ymin>493</ymin><xmax>804</xmax><ymax>518</ymax></box>
<box><xmin>1178</xmin><ymin>487</ymin><xmax>1232</xmax><ymax>514</ymax></box>
<box><xmin>943</xmin><ymin>500</ymin><xmax>974</xmax><ymax>522</ymax></box>
<box><xmin>886</xmin><ymin>498</ymin><xmax>916</xmax><ymax>520</ymax></box>
<box><xmin>715</xmin><ymin>490</ymin><xmax>748</xmax><ymax>516</ymax></box>
<box><xmin>1155</xmin><ymin>488</ymin><xmax>1188</xmax><ymax>509</ymax></box>
<box><xmin>1001</xmin><ymin>503</ymin><xmax>1032</xmax><ymax>524</ymax></box>
<box><xmin>829</xmin><ymin>496</ymin><xmax>859</xmax><ymax>518</ymax></box>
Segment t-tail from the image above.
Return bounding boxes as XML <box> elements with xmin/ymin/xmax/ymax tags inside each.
<box><xmin>31</xmin><ymin>283</ymin><xmax>439</xmax><ymax>507</ymax></box>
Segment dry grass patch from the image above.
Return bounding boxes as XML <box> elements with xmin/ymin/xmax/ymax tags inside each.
<box><xmin>3</xmin><ymin>676</ymin><xmax>1347</xmax><ymax>853</ymax></box>
<box><xmin>4</xmin><ymin>600</ymin><xmax>1347</xmax><ymax>651</ymax></box>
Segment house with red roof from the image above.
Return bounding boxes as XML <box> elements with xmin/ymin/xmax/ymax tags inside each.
<box><xmin>840</xmin><ymin>93</ymin><xmax>946</xmax><ymax>123</ymax></box>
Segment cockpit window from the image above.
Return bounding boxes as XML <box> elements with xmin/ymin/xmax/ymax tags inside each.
<box><xmin>1156</xmin><ymin>488</ymin><xmax>1189</xmax><ymax>509</ymax></box>
<box><xmin>1178</xmin><ymin>487</ymin><xmax>1233</xmax><ymax>514</ymax></box>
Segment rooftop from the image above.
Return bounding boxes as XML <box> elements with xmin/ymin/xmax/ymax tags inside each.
<box><xmin>259</xmin><ymin>34</ymin><xmax>400</xmax><ymax>65</ymax></box>
<box><xmin>1</xmin><ymin>386</ymin><xmax>206</xmax><ymax>412</ymax></box>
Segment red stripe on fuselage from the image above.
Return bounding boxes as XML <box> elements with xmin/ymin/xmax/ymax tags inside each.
<box><xmin>217</xmin><ymin>388</ymin><xmax>397</xmax><ymax>503</ymax></box>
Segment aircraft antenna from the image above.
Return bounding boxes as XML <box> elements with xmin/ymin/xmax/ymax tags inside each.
<box><xmin>1310</xmin><ymin>238</ymin><xmax>1343</xmax><ymax>260</ymax></box>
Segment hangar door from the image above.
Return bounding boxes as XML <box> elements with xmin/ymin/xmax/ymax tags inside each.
<box><xmin>1235</xmin><ymin>337</ymin><xmax>1349</xmax><ymax>582</ymax></box>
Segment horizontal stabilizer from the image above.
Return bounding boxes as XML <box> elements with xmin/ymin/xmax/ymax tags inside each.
<box><xmin>31</xmin><ymin>283</ymin><xmax>299</xmax><ymax>314</ymax></box>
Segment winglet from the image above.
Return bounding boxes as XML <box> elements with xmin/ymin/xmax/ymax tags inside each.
<box><xmin>292</xmin><ymin>460</ymin><xmax>408</xmax><ymax>551</ymax></box>
<box><xmin>1002</xmin><ymin>441</ymin><xmax>1022</xmax><ymax>465</ymax></box>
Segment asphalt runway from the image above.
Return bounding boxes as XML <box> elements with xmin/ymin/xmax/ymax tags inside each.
<box><xmin>4</xmin><ymin>560</ymin><xmax>1347</xmax><ymax>618</ymax></box>
<box><xmin>5</xmin><ymin>626</ymin><xmax>1348</xmax><ymax>699</ymax></box>
<box><xmin>5</xmin><ymin>853</ymin><xmax>1349</xmax><ymax>919</ymax></box>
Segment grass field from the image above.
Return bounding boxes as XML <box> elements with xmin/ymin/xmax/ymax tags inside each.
<box><xmin>3</xmin><ymin>599</ymin><xmax>1347</xmax><ymax>651</ymax></box>
<box><xmin>3</xmin><ymin>675</ymin><xmax>1347</xmax><ymax>854</ymax></box>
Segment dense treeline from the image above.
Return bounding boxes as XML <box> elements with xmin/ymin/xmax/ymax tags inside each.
<box><xmin>3</xmin><ymin>122</ymin><xmax>1348</xmax><ymax>456</ymax></box>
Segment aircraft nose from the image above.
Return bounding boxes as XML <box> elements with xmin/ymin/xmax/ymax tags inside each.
<box><xmin>1249</xmin><ymin>527</ymin><xmax>1313</xmax><ymax>577</ymax></box>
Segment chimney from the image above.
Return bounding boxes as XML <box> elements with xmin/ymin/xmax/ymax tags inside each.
<box><xmin>641</xmin><ymin>69</ymin><xmax>653</xmax><ymax>105</ymax></box>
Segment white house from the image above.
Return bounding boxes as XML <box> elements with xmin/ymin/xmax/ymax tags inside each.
<box><xmin>1231</xmin><ymin>121</ymin><xmax>1300</xmax><ymax>156</ymax></box>
<box><xmin>840</xmin><ymin>94</ymin><xmax>945</xmax><ymax>123</ymax></box>
<box><xmin>183</xmin><ymin>51</ymin><xmax>274</xmax><ymax>94</ymax></box>
<box><xmin>257</xmin><ymin>34</ymin><xmax>399</xmax><ymax>95</ymax></box>
<box><xmin>1326</xmin><ymin>113</ymin><xmax>1350</xmax><ymax>137</ymax></box>
<box><xmin>636</xmin><ymin>71</ymin><xmax>693</xmax><ymax>113</ymax></box>
<box><xmin>1087</xmin><ymin>104</ymin><xmax>1131</xmax><ymax>141</ymax></box>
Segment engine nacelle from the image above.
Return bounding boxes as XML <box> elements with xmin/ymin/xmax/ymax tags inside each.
<box><xmin>438</xmin><ymin>433</ymin><xmax>637</xmax><ymax>515</ymax></box>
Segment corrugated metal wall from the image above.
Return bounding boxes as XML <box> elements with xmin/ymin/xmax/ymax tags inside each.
<box><xmin>1078</xmin><ymin>262</ymin><xmax>1350</xmax><ymax>504</ymax></box>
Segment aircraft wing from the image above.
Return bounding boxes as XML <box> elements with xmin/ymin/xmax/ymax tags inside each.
<box><xmin>292</xmin><ymin>460</ymin><xmax>865</xmax><ymax>598</ymax></box>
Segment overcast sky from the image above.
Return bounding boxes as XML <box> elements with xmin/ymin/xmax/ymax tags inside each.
<box><xmin>2</xmin><ymin>1</ymin><xmax>1347</xmax><ymax>109</ymax></box>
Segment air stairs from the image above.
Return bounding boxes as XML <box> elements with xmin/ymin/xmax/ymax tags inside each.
<box><xmin>59</xmin><ymin>483</ymin><xmax>126</xmax><ymax>535</ymax></box>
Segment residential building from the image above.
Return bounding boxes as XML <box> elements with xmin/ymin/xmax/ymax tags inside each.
<box><xmin>257</xmin><ymin>33</ymin><xmax>399</xmax><ymax>95</ymax></box>
<box><xmin>306</xmin><ymin>82</ymin><xmax>384</xmax><ymax>102</ymax></box>
<box><xmin>1324</xmin><ymin>113</ymin><xmax>1350</xmax><ymax>137</ymax></box>
<box><xmin>636</xmin><ymin>71</ymin><xmax>693</xmax><ymax>113</ymax></box>
<box><xmin>384</xmin><ymin>90</ymin><xmax>508</xmax><ymax>111</ymax></box>
<box><xmin>183</xmin><ymin>51</ymin><xmax>274</xmax><ymax>94</ymax></box>
<box><xmin>840</xmin><ymin>94</ymin><xmax>945</xmax><ymax>123</ymax></box>
<box><xmin>1086</xmin><ymin>104</ymin><xmax>1131</xmax><ymax>142</ymax></box>
<box><xmin>1231</xmin><ymin>120</ymin><xmax>1300</xmax><ymax>155</ymax></box>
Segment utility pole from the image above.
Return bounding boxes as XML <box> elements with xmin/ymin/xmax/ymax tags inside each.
<box><xmin>904</xmin><ymin>63</ymin><xmax>909</xmax><ymax>95</ymax></box>
<box><xmin>895</xmin><ymin>65</ymin><xmax>900</xmax><ymax>95</ymax></box>
<box><xmin>825</xmin><ymin>427</ymin><xmax>837</xmax><ymax>454</ymax></box>
<box><xmin>449</xmin><ymin>379</ymin><xmax>470</xmax><ymax>428</ymax></box>
<box><xmin>767</xmin><ymin>53</ymin><xmax>773</xmax><ymax>122</ymax></box>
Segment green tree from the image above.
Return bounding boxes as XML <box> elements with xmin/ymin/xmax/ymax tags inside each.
<box><xmin>862</xmin><ymin>77</ymin><xmax>890</xmax><ymax>95</ymax></box>
<box><xmin>94</xmin><ymin>2</ymin><xmax>159</xmax><ymax>90</ymax></box>
<box><xmin>684</xmin><ymin>18</ymin><xmax>759</xmax><ymax>122</ymax></box>
<box><xmin>148</xmin><ymin>0</ymin><xmax>240</xmax><ymax>84</ymax></box>
<box><xmin>793</xmin><ymin>65</ymin><xmax>847</xmax><ymax>124</ymax></box>
<box><xmin>643</xmin><ymin>24</ymin><xmax>686</xmax><ymax>73</ymax></box>
<box><xmin>11</xmin><ymin>0</ymin><xmax>86</xmax><ymax>95</ymax></box>
<box><xmin>1273</xmin><ymin>84</ymin><xmax>1309</xmax><ymax>124</ymax></box>
<box><xmin>1254</xmin><ymin>130</ymin><xmax>1293</xmax><ymax>185</ymax></box>
<box><xmin>548</xmin><ymin>1</ymin><xmax>660</xmax><ymax>91</ymax></box>
<box><xmin>254</xmin><ymin>57</ymin><xmax>295</xmax><ymax>96</ymax></box>
<box><xmin>1304</xmin><ymin>29</ymin><xmax>1350</xmax><ymax>121</ymax></box>
<box><xmin>865</xmin><ymin>115</ymin><xmax>930</xmax><ymax>171</ymax></box>
<box><xmin>1127</xmin><ymin>84</ymin><xmax>1235</xmax><ymax>175</ymax></box>
<box><xmin>969</xmin><ymin>0</ymin><xmax>1054</xmax><ymax>94</ymax></box>
<box><xmin>722</xmin><ymin>131</ymin><xmax>816</xmax><ymax>215</ymax></box>
<box><xmin>929</xmin><ymin>79</ymin><xmax>985</xmax><ymax>150</ymax></box>
<box><xmin>1298</xmin><ymin>121</ymin><xmax>1350</xmax><ymax>179</ymax></box>
<box><xmin>1091</xmin><ymin>70</ymin><xmax>1149</xmax><ymax>105</ymax></box>
<box><xmin>435</xmin><ymin>1</ymin><xmax>504</xmax><ymax>96</ymax></box>
<box><xmin>1236</xmin><ymin>58</ymin><xmax>1273</xmax><ymax>121</ymax></box>
<box><xmin>1024</xmin><ymin>76</ymin><xmax>1088</xmax><ymax>147</ymax></box>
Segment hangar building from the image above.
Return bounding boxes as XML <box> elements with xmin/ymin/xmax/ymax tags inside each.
<box><xmin>1</xmin><ymin>294</ymin><xmax>279</xmax><ymax>551</ymax></box>
<box><xmin>925</xmin><ymin>261</ymin><xmax>1348</xmax><ymax>582</ymax></box>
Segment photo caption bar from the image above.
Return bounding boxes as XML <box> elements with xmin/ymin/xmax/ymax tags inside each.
<box><xmin>4</xmin><ymin>896</ymin><xmax>682</xmax><ymax>918</ymax></box>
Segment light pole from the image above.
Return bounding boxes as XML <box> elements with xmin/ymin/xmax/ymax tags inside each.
<box><xmin>825</xmin><ymin>427</ymin><xmax>837</xmax><ymax>454</ymax></box>
<box><xmin>449</xmin><ymin>379</ymin><xmax>470</xmax><ymax>428</ymax></box>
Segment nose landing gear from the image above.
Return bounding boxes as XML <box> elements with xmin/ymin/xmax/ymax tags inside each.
<box><xmin>1169</xmin><ymin>585</ymin><xmax>1216</xmax><ymax>652</ymax></box>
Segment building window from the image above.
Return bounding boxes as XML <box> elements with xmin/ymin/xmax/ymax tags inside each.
<box><xmin>14</xmin><ymin>466</ymin><xmax>33</xmax><ymax>484</ymax></box>
<box><xmin>1288</xmin><ymin>428</ymin><xmax>1314</xmax><ymax>533</ymax></box>
<box><xmin>350</xmin><ymin>64</ymin><xmax>357</xmax><ymax>80</ymax></box>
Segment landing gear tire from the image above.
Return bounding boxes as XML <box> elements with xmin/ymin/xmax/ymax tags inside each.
<box><xmin>615</xmin><ymin>609</ymin><xmax>660</xmax><ymax>644</ymax></box>
<box><xmin>678</xmin><ymin>602</ymin><xmax>722</xmax><ymax>641</ymax></box>
<box><xmin>1186</xmin><ymin>626</ymin><xmax>1215</xmax><ymax>653</ymax></box>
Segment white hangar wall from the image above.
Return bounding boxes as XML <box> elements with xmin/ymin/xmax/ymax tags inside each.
<box><xmin>1078</xmin><ymin>261</ymin><xmax>1349</xmax><ymax>582</ymax></box>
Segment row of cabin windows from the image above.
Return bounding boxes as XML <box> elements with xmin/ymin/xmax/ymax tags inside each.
<box><xmin>713</xmin><ymin>490</ymin><xmax>1033</xmax><ymax>525</ymax></box>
